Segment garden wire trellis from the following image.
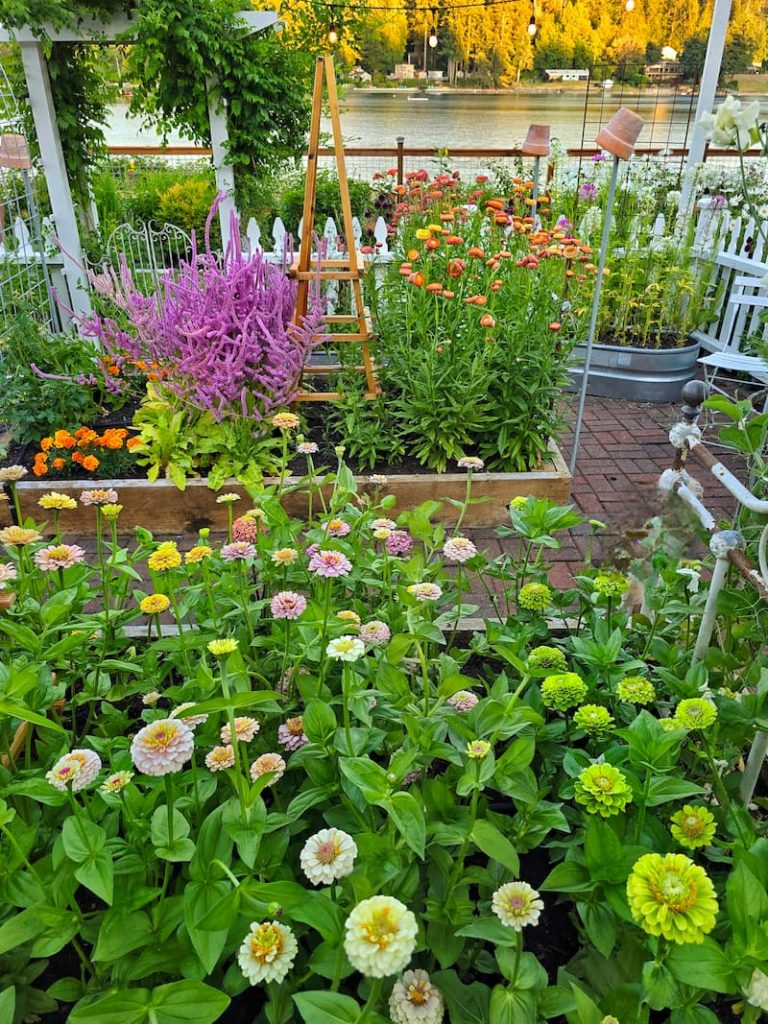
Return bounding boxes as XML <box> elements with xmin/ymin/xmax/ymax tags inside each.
<box><xmin>0</xmin><ymin>64</ymin><xmax>58</xmax><ymax>332</ymax></box>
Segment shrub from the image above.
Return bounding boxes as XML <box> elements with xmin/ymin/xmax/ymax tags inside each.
<box><xmin>157</xmin><ymin>179</ymin><xmax>219</xmax><ymax>239</ymax></box>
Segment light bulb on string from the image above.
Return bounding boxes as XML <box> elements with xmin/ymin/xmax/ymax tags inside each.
<box><xmin>328</xmin><ymin>21</ymin><xmax>339</xmax><ymax>44</ymax></box>
<box><xmin>429</xmin><ymin>29</ymin><xmax>438</xmax><ymax>46</ymax></box>
<box><xmin>625</xmin><ymin>0</ymin><xmax>635</xmax><ymax>10</ymax></box>
<box><xmin>527</xmin><ymin>14</ymin><xmax>537</xmax><ymax>36</ymax></box>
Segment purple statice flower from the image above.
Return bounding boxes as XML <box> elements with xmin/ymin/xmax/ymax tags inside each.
<box><xmin>555</xmin><ymin>215</ymin><xmax>572</xmax><ymax>231</ymax></box>
<box><xmin>578</xmin><ymin>183</ymin><xmax>599</xmax><ymax>201</ymax></box>
<box><xmin>591</xmin><ymin>152</ymin><xmax>606</xmax><ymax>162</ymax></box>
<box><xmin>76</xmin><ymin>196</ymin><xmax>325</xmax><ymax>421</ymax></box>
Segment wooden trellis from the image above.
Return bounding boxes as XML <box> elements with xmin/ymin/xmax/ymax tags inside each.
<box><xmin>292</xmin><ymin>55</ymin><xmax>380</xmax><ymax>401</ymax></box>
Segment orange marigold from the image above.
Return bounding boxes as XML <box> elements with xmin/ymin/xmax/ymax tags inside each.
<box><xmin>33</xmin><ymin>462</ymin><xmax>48</xmax><ymax>477</ymax></box>
<box><xmin>52</xmin><ymin>458</ymin><xmax>66</xmax><ymax>470</ymax></box>
<box><xmin>40</xmin><ymin>437</ymin><xmax>53</xmax><ymax>452</ymax></box>
<box><xmin>71</xmin><ymin>451</ymin><xmax>85</xmax><ymax>465</ymax></box>
<box><xmin>126</xmin><ymin>436</ymin><xmax>143</xmax><ymax>450</ymax></box>
<box><xmin>54</xmin><ymin>430</ymin><xmax>75</xmax><ymax>449</ymax></box>
<box><xmin>82</xmin><ymin>456</ymin><xmax>99</xmax><ymax>472</ymax></box>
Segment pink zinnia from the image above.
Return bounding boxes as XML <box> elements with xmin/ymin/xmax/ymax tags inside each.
<box><xmin>323</xmin><ymin>518</ymin><xmax>351</xmax><ymax>538</ymax></box>
<box><xmin>220</xmin><ymin>717</ymin><xmax>260</xmax><ymax>744</ymax></box>
<box><xmin>271</xmin><ymin>591</ymin><xmax>307</xmax><ymax>620</ymax></box>
<box><xmin>305</xmin><ymin>543</ymin><xmax>320</xmax><ymax>558</ymax></box>
<box><xmin>360</xmin><ymin>620</ymin><xmax>391</xmax><ymax>645</ymax></box>
<box><xmin>278</xmin><ymin>716</ymin><xmax>309</xmax><ymax>752</ymax></box>
<box><xmin>250</xmin><ymin>752</ymin><xmax>286</xmax><ymax>784</ymax></box>
<box><xmin>448</xmin><ymin>690</ymin><xmax>479</xmax><ymax>712</ymax></box>
<box><xmin>0</xmin><ymin>563</ymin><xmax>18</xmax><ymax>589</ymax></box>
<box><xmin>308</xmin><ymin>549</ymin><xmax>352</xmax><ymax>578</ymax></box>
<box><xmin>221</xmin><ymin>541</ymin><xmax>257</xmax><ymax>561</ymax></box>
<box><xmin>443</xmin><ymin>536</ymin><xmax>478</xmax><ymax>563</ymax></box>
<box><xmin>232</xmin><ymin>516</ymin><xmax>260</xmax><ymax>543</ymax></box>
<box><xmin>34</xmin><ymin>544</ymin><xmax>86</xmax><ymax>571</ymax></box>
<box><xmin>130</xmin><ymin>718</ymin><xmax>194</xmax><ymax>776</ymax></box>
<box><xmin>385</xmin><ymin>530</ymin><xmax>413</xmax><ymax>556</ymax></box>
<box><xmin>205</xmin><ymin>745</ymin><xmax>235</xmax><ymax>772</ymax></box>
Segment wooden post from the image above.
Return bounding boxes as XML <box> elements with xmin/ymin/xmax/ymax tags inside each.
<box><xmin>396</xmin><ymin>136</ymin><xmax>405</xmax><ymax>185</ymax></box>
<box><xmin>18</xmin><ymin>42</ymin><xmax>92</xmax><ymax>319</ymax></box>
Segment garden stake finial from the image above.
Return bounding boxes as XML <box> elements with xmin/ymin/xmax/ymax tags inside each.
<box><xmin>569</xmin><ymin>108</ymin><xmax>644</xmax><ymax>475</ymax></box>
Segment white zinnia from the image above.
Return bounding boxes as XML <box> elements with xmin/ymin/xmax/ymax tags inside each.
<box><xmin>300</xmin><ymin>828</ymin><xmax>358</xmax><ymax>886</ymax></box>
<box><xmin>237</xmin><ymin>920</ymin><xmax>298</xmax><ymax>985</ymax></box>
<box><xmin>389</xmin><ymin>969</ymin><xmax>445</xmax><ymax>1024</ymax></box>
<box><xmin>492</xmin><ymin>881</ymin><xmax>543</xmax><ymax>931</ymax></box>
<box><xmin>344</xmin><ymin>895</ymin><xmax>418</xmax><ymax>978</ymax></box>
<box><xmin>443</xmin><ymin>537</ymin><xmax>478</xmax><ymax>563</ymax></box>
<box><xmin>326</xmin><ymin>637</ymin><xmax>365</xmax><ymax>662</ymax></box>
<box><xmin>744</xmin><ymin>969</ymin><xmax>768</xmax><ymax>1011</ymax></box>
<box><xmin>46</xmin><ymin>749</ymin><xmax>102</xmax><ymax>792</ymax></box>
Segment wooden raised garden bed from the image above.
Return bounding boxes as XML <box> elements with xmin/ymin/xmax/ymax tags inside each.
<box><xmin>4</xmin><ymin>441</ymin><xmax>571</xmax><ymax>533</ymax></box>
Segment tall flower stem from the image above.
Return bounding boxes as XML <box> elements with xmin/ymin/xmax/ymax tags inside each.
<box><xmin>281</xmin><ymin>621</ymin><xmax>292</xmax><ymax>696</ymax></box>
<box><xmin>220</xmin><ymin>659</ymin><xmax>249</xmax><ymax>828</ymax></box>
<box><xmin>316</xmin><ymin>579</ymin><xmax>333</xmax><ymax>696</ymax></box>
<box><xmin>509</xmin><ymin>931</ymin><xmax>523</xmax><ymax>988</ymax></box>
<box><xmin>167</xmin><ymin>578</ymin><xmax>191</xmax><ymax>676</ymax></box>
<box><xmin>357</xmin><ymin>978</ymin><xmax>383</xmax><ymax>1023</ymax></box>
<box><xmin>164</xmin><ymin>774</ymin><xmax>175</xmax><ymax>851</ymax></box>
<box><xmin>341</xmin><ymin>664</ymin><xmax>354</xmax><ymax>755</ymax></box>
<box><xmin>454</xmin><ymin>469</ymin><xmax>474</xmax><ymax>535</ymax></box>
<box><xmin>442</xmin><ymin>762</ymin><xmax>481</xmax><ymax>913</ymax></box>
<box><xmin>9</xmin><ymin>483</ymin><xmax>23</xmax><ymax>527</ymax></box>
<box><xmin>634</xmin><ymin>766</ymin><xmax>652</xmax><ymax>843</ymax></box>
<box><xmin>702</xmin><ymin>738</ymin><xmax>750</xmax><ymax>847</ymax></box>
<box><xmin>237</xmin><ymin>563</ymin><xmax>254</xmax><ymax>644</ymax></box>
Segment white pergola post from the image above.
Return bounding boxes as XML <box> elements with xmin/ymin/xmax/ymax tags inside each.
<box><xmin>680</xmin><ymin>0</ymin><xmax>733</xmax><ymax>212</ymax></box>
<box><xmin>18</xmin><ymin>41</ymin><xmax>93</xmax><ymax>318</ymax></box>
<box><xmin>207</xmin><ymin>80</ymin><xmax>236</xmax><ymax>251</ymax></box>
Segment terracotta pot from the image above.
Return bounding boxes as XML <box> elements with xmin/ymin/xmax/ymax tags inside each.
<box><xmin>595</xmin><ymin>108</ymin><xmax>644</xmax><ymax>160</ymax></box>
<box><xmin>521</xmin><ymin>123</ymin><xmax>551</xmax><ymax>157</ymax></box>
<box><xmin>0</xmin><ymin>592</ymin><xmax>16</xmax><ymax>611</ymax></box>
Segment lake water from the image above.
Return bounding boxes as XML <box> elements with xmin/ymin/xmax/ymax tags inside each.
<box><xmin>105</xmin><ymin>87</ymin><xmax>768</xmax><ymax>154</ymax></box>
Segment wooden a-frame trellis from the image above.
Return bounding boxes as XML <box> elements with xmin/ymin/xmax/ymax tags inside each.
<box><xmin>291</xmin><ymin>55</ymin><xmax>380</xmax><ymax>401</ymax></box>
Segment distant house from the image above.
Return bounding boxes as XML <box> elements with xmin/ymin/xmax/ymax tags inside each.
<box><xmin>545</xmin><ymin>69</ymin><xmax>589</xmax><ymax>82</ymax></box>
<box><xmin>393</xmin><ymin>63</ymin><xmax>416</xmax><ymax>80</ymax></box>
<box><xmin>644</xmin><ymin>62</ymin><xmax>683</xmax><ymax>79</ymax></box>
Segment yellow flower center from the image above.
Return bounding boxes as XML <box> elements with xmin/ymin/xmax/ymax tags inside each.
<box><xmin>684</xmin><ymin>815</ymin><xmax>704</xmax><ymax>836</ymax></box>
<box><xmin>146</xmin><ymin>723</ymin><xmax>178</xmax><ymax>749</ymax></box>
<box><xmin>362</xmin><ymin>908</ymin><xmax>398</xmax><ymax>948</ymax></box>
<box><xmin>407</xmin><ymin>983</ymin><xmax>430</xmax><ymax>1006</ymax></box>
<box><xmin>286</xmin><ymin>718</ymin><xmax>303</xmax><ymax>735</ymax></box>
<box><xmin>594</xmin><ymin>774</ymin><xmax>613</xmax><ymax>791</ymax></box>
<box><xmin>316</xmin><ymin>839</ymin><xmax>341</xmax><ymax>864</ymax></box>
<box><xmin>250</xmin><ymin>925</ymin><xmax>283</xmax><ymax>964</ymax></box>
<box><xmin>47</xmin><ymin>546</ymin><xmax>69</xmax><ymax>560</ymax></box>
<box><xmin>654</xmin><ymin>871</ymin><xmax>698</xmax><ymax>911</ymax></box>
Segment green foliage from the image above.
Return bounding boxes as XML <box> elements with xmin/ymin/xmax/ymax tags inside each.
<box><xmin>280</xmin><ymin>170</ymin><xmax>374</xmax><ymax>234</ymax></box>
<box><xmin>156</xmin><ymin>179</ymin><xmax>219</xmax><ymax>239</ymax></box>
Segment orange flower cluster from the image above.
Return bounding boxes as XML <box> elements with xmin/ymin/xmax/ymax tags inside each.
<box><xmin>98</xmin><ymin>354</ymin><xmax>168</xmax><ymax>384</ymax></box>
<box><xmin>33</xmin><ymin>427</ymin><xmax>135</xmax><ymax>477</ymax></box>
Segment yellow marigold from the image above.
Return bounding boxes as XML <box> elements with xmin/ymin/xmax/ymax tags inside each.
<box><xmin>38</xmin><ymin>492</ymin><xmax>77</xmax><ymax>511</ymax></box>
<box><xmin>140</xmin><ymin>594</ymin><xmax>171</xmax><ymax>615</ymax></box>
<box><xmin>147</xmin><ymin>542</ymin><xmax>182</xmax><ymax>572</ymax></box>
<box><xmin>185</xmin><ymin>545</ymin><xmax>213</xmax><ymax>564</ymax></box>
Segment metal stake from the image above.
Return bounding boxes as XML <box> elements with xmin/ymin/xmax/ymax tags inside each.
<box><xmin>569</xmin><ymin>154</ymin><xmax>620</xmax><ymax>474</ymax></box>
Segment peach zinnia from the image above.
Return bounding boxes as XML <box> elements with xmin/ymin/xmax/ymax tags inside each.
<box><xmin>130</xmin><ymin>718</ymin><xmax>194</xmax><ymax>776</ymax></box>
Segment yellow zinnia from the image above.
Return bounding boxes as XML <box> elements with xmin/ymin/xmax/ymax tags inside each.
<box><xmin>140</xmin><ymin>594</ymin><xmax>171</xmax><ymax>615</ymax></box>
<box><xmin>147</xmin><ymin>542</ymin><xmax>182</xmax><ymax>572</ymax></box>
<box><xmin>627</xmin><ymin>853</ymin><xmax>718</xmax><ymax>944</ymax></box>
<box><xmin>185</xmin><ymin>545</ymin><xmax>213</xmax><ymax>564</ymax></box>
<box><xmin>38</xmin><ymin>492</ymin><xmax>77</xmax><ymax>511</ymax></box>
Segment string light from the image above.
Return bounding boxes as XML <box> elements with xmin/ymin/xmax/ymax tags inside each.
<box><xmin>527</xmin><ymin>11</ymin><xmax>537</xmax><ymax>36</ymax></box>
<box><xmin>428</xmin><ymin>6</ymin><xmax>438</xmax><ymax>47</ymax></box>
<box><xmin>625</xmin><ymin>0</ymin><xmax>635</xmax><ymax>10</ymax></box>
<box><xmin>327</xmin><ymin>20</ymin><xmax>339</xmax><ymax>43</ymax></box>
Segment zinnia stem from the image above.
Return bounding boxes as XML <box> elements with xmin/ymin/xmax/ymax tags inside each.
<box><xmin>164</xmin><ymin>774</ymin><xmax>175</xmax><ymax>850</ymax></box>
<box><xmin>357</xmin><ymin>978</ymin><xmax>383</xmax><ymax>1023</ymax></box>
<box><xmin>454</xmin><ymin>469</ymin><xmax>473</xmax><ymax>535</ymax></box>
<box><xmin>221</xmin><ymin>661</ymin><xmax>249</xmax><ymax>828</ymax></box>
<box><xmin>342</xmin><ymin>664</ymin><xmax>354</xmax><ymax>755</ymax></box>
<box><xmin>509</xmin><ymin>931</ymin><xmax>523</xmax><ymax>988</ymax></box>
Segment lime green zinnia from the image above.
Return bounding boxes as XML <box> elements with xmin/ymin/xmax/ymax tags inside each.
<box><xmin>208</xmin><ymin>638</ymin><xmax>239</xmax><ymax>657</ymax></box>
<box><xmin>527</xmin><ymin>645</ymin><xmax>568</xmax><ymax>674</ymax></box>
<box><xmin>518</xmin><ymin>583</ymin><xmax>552</xmax><ymax>611</ymax></box>
<box><xmin>573</xmin><ymin>704</ymin><xmax>614</xmax><ymax>735</ymax></box>
<box><xmin>616</xmin><ymin>675</ymin><xmax>656</xmax><ymax>705</ymax></box>
<box><xmin>541</xmin><ymin>672</ymin><xmax>588</xmax><ymax>712</ymax></box>
<box><xmin>593</xmin><ymin>573</ymin><xmax>627</xmax><ymax>598</ymax></box>
<box><xmin>673</xmin><ymin>698</ymin><xmax>717</xmax><ymax>731</ymax></box>
<box><xmin>574</xmin><ymin>763</ymin><xmax>633</xmax><ymax>817</ymax></box>
<box><xmin>627</xmin><ymin>852</ymin><xmax>718</xmax><ymax>944</ymax></box>
<box><xmin>670</xmin><ymin>805</ymin><xmax>716</xmax><ymax>850</ymax></box>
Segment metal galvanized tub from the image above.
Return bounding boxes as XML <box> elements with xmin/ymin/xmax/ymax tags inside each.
<box><xmin>567</xmin><ymin>340</ymin><xmax>701</xmax><ymax>403</ymax></box>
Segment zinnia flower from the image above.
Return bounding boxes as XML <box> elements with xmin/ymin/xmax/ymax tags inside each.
<box><xmin>271</xmin><ymin>547</ymin><xmax>298</xmax><ymax>566</ymax></box>
<box><xmin>372</xmin><ymin>518</ymin><xmax>396</xmax><ymax>531</ymax></box>
<box><xmin>0</xmin><ymin>526</ymin><xmax>41</xmax><ymax>546</ymax></box>
<box><xmin>518</xmin><ymin>582</ymin><xmax>552</xmax><ymax>611</ymax></box>
<box><xmin>250</xmin><ymin>753</ymin><xmax>286</xmax><ymax>784</ymax></box>
<box><xmin>344</xmin><ymin>896</ymin><xmax>418</xmax><ymax>977</ymax></box>
<box><xmin>526</xmin><ymin>646</ymin><xmax>567</xmax><ymax>674</ymax></box>
<box><xmin>300</xmin><ymin>827</ymin><xmax>358</xmax><ymax>885</ymax></box>
<box><xmin>169</xmin><ymin>703</ymin><xmax>208</xmax><ymax>728</ymax></box>
<box><xmin>221</xmin><ymin>717</ymin><xmax>260</xmax><ymax>743</ymax></box>
<box><xmin>337</xmin><ymin>609</ymin><xmax>361</xmax><ymax>625</ymax></box>
<box><xmin>457</xmin><ymin>457</ymin><xmax>484</xmax><ymax>470</ymax></box>
<box><xmin>323</xmin><ymin>518</ymin><xmax>351</xmax><ymax>537</ymax></box>
<box><xmin>185</xmin><ymin>545</ymin><xmax>213</xmax><ymax>564</ymax></box>
<box><xmin>443</xmin><ymin>537</ymin><xmax>478</xmax><ymax>563</ymax></box>
<box><xmin>448</xmin><ymin>690</ymin><xmax>478</xmax><ymax>712</ymax></box>
<box><xmin>142</xmin><ymin>691</ymin><xmax>162</xmax><ymax>706</ymax></box>
<box><xmin>309</xmin><ymin>549</ymin><xmax>352</xmax><ymax>577</ymax></box>
<box><xmin>492</xmin><ymin>881</ymin><xmax>544</xmax><ymax>931</ymax></box>
<box><xmin>238</xmin><ymin>921</ymin><xmax>298</xmax><ymax>984</ymax></box>
<box><xmin>147</xmin><ymin>542</ymin><xmax>182</xmax><ymax>572</ymax></box>
<box><xmin>215</xmin><ymin>493</ymin><xmax>241</xmax><ymax>504</ymax></box>
<box><xmin>573</xmin><ymin>704</ymin><xmax>614</xmax><ymax>735</ymax></box>
<box><xmin>221</xmin><ymin>541</ymin><xmax>256</xmax><ymax>561</ymax></box>
<box><xmin>360</xmin><ymin>620</ymin><xmax>391</xmax><ymax>645</ymax></box>
<box><xmin>270</xmin><ymin>591</ymin><xmax>307</xmax><ymax>620</ymax></box>
<box><xmin>327</xmin><ymin>637</ymin><xmax>365</xmax><ymax>662</ymax></box>
<box><xmin>278</xmin><ymin>716</ymin><xmax>308</xmax><ymax>752</ymax></box>
<box><xmin>232</xmin><ymin>516</ymin><xmax>260</xmax><ymax>543</ymax></box>
<box><xmin>101</xmin><ymin>504</ymin><xmax>122</xmax><ymax>519</ymax></box>
<box><xmin>101</xmin><ymin>770</ymin><xmax>133</xmax><ymax>793</ymax></box>
<box><xmin>626</xmin><ymin>852</ymin><xmax>718</xmax><ymax>944</ymax></box>
<box><xmin>407</xmin><ymin>583</ymin><xmax>442</xmax><ymax>603</ymax></box>
<box><xmin>744</xmin><ymin>969</ymin><xmax>768</xmax><ymax>1012</ymax></box>
<box><xmin>387</xmin><ymin>530</ymin><xmax>414</xmax><ymax>556</ymax></box>
<box><xmin>574</xmin><ymin>763</ymin><xmax>633</xmax><ymax>817</ymax></box>
<box><xmin>0</xmin><ymin>465</ymin><xmax>27</xmax><ymax>482</ymax></box>
<box><xmin>38</xmin><ymin>492</ymin><xmax>77</xmax><ymax>511</ymax></box>
<box><xmin>389</xmin><ymin>970</ymin><xmax>444</xmax><ymax>1024</ymax></box>
<box><xmin>272</xmin><ymin>413</ymin><xmax>300</xmax><ymax>430</ymax></box>
<box><xmin>617</xmin><ymin>676</ymin><xmax>656</xmax><ymax>704</ymax></box>
<box><xmin>205</xmin><ymin>745</ymin><xmax>235</xmax><ymax>772</ymax></box>
<box><xmin>369</xmin><ymin>475</ymin><xmax>388</xmax><ymax>486</ymax></box>
<box><xmin>0</xmin><ymin>563</ymin><xmax>18</xmax><ymax>590</ymax></box>
<box><xmin>139</xmin><ymin>593</ymin><xmax>170</xmax><ymax>615</ymax></box>
<box><xmin>593</xmin><ymin>573</ymin><xmax>627</xmax><ymax>598</ymax></box>
<box><xmin>33</xmin><ymin>544</ymin><xmax>86</xmax><ymax>571</ymax></box>
<box><xmin>673</xmin><ymin>698</ymin><xmax>717</xmax><ymax>731</ymax></box>
<box><xmin>466</xmin><ymin>739</ymin><xmax>491</xmax><ymax>759</ymax></box>
<box><xmin>297</xmin><ymin>441</ymin><xmax>318</xmax><ymax>455</ymax></box>
<box><xmin>130</xmin><ymin>718</ymin><xmax>194</xmax><ymax>776</ymax></box>
<box><xmin>208</xmin><ymin>638</ymin><xmax>238</xmax><ymax>657</ymax></box>
<box><xmin>540</xmin><ymin>673</ymin><xmax>587</xmax><ymax>711</ymax></box>
<box><xmin>669</xmin><ymin>805</ymin><xmax>716</xmax><ymax>850</ymax></box>
<box><xmin>46</xmin><ymin>749</ymin><xmax>102</xmax><ymax>792</ymax></box>
<box><xmin>80</xmin><ymin>488</ymin><xmax>119</xmax><ymax>506</ymax></box>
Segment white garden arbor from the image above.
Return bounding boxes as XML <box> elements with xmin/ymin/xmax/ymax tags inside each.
<box><xmin>0</xmin><ymin>8</ymin><xmax>278</xmax><ymax>318</ymax></box>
